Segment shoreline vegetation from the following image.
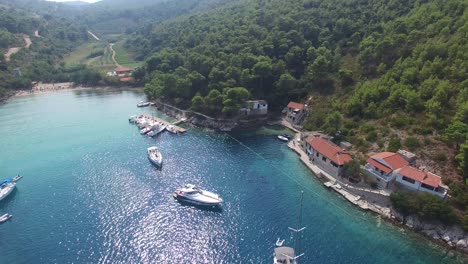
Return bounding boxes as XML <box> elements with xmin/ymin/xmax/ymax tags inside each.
<box><xmin>2</xmin><ymin>87</ymin><xmax>468</xmax><ymax>257</ymax></box>
<box><xmin>151</xmin><ymin>99</ymin><xmax>468</xmax><ymax>256</ymax></box>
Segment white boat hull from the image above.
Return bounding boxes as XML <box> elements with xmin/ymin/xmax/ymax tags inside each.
<box><xmin>0</xmin><ymin>183</ymin><xmax>16</xmax><ymax>201</ymax></box>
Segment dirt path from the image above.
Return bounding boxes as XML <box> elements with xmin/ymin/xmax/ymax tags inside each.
<box><xmin>87</xmin><ymin>30</ymin><xmax>100</xmax><ymax>41</ymax></box>
<box><xmin>109</xmin><ymin>43</ymin><xmax>122</xmax><ymax>68</ymax></box>
<box><xmin>4</xmin><ymin>34</ymin><xmax>32</xmax><ymax>62</ymax></box>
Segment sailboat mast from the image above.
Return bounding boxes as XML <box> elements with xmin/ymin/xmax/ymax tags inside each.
<box><xmin>294</xmin><ymin>191</ymin><xmax>304</xmax><ymax>261</ymax></box>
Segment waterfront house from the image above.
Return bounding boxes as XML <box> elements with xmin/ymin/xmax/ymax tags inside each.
<box><xmin>239</xmin><ymin>100</ymin><xmax>268</xmax><ymax>116</ymax></box>
<box><xmin>395</xmin><ymin>166</ymin><xmax>449</xmax><ymax>198</ymax></box>
<box><xmin>285</xmin><ymin>101</ymin><xmax>307</xmax><ymax>125</ymax></box>
<box><xmin>364</xmin><ymin>152</ymin><xmax>409</xmax><ymax>188</ymax></box>
<box><xmin>304</xmin><ymin>136</ymin><xmax>352</xmax><ymax>177</ymax></box>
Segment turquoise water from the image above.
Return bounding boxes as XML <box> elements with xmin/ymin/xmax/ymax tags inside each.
<box><xmin>0</xmin><ymin>89</ymin><xmax>465</xmax><ymax>263</ymax></box>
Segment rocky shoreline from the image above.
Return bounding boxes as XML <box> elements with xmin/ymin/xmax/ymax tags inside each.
<box><xmin>152</xmin><ymin>99</ymin><xmax>269</xmax><ymax>131</ymax></box>
<box><xmin>151</xmin><ymin>99</ymin><xmax>468</xmax><ymax>256</ymax></box>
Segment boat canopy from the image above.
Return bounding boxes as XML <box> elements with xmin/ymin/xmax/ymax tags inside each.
<box><xmin>0</xmin><ymin>178</ymin><xmax>13</xmax><ymax>185</ymax></box>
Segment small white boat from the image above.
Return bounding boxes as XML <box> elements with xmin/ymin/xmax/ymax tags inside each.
<box><xmin>13</xmin><ymin>175</ymin><xmax>22</xmax><ymax>182</ymax></box>
<box><xmin>275</xmin><ymin>238</ymin><xmax>285</xmax><ymax>247</ymax></box>
<box><xmin>0</xmin><ymin>213</ymin><xmax>12</xmax><ymax>223</ymax></box>
<box><xmin>128</xmin><ymin>115</ymin><xmax>138</xmax><ymax>123</ymax></box>
<box><xmin>137</xmin><ymin>101</ymin><xmax>150</xmax><ymax>107</ymax></box>
<box><xmin>149</xmin><ymin>125</ymin><xmax>166</xmax><ymax>137</ymax></box>
<box><xmin>140</xmin><ymin>126</ymin><xmax>153</xmax><ymax>135</ymax></box>
<box><xmin>147</xmin><ymin>146</ymin><xmax>163</xmax><ymax>167</ymax></box>
<box><xmin>278</xmin><ymin>135</ymin><xmax>289</xmax><ymax>142</ymax></box>
<box><xmin>0</xmin><ymin>179</ymin><xmax>16</xmax><ymax>201</ymax></box>
<box><xmin>166</xmin><ymin>125</ymin><xmax>178</xmax><ymax>134</ymax></box>
<box><xmin>173</xmin><ymin>184</ymin><xmax>223</xmax><ymax>206</ymax></box>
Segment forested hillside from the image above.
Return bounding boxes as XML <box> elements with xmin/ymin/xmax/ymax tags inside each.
<box><xmin>140</xmin><ymin>0</ymin><xmax>467</xmax><ymax>181</ymax></box>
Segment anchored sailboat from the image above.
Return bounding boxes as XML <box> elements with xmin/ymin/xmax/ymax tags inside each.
<box><xmin>273</xmin><ymin>191</ymin><xmax>306</xmax><ymax>264</ymax></box>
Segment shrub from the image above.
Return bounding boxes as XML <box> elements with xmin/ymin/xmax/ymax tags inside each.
<box><xmin>390</xmin><ymin>191</ymin><xmax>458</xmax><ymax>224</ymax></box>
<box><xmin>387</xmin><ymin>138</ymin><xmax>402</xmax><ymax>152</ymax></box>
<box><xmin>390</xmin><ymin>116</ymin><xmax>410</xmax><ymax>129</ymax></box>
<box><xmin>366</xmin><ymin>131</ymin><xmax>378</xmax><ymax>142</ymax></box>
<box><xmin>404</xmin><ymin>137</ymin><xmax>420</xmax><ymax>151</ymax></box>
<box><xmin>361</xmin><ymin>123</ymin><xmax>376</xmax><ymax>133</ymax></box>
<box><xmin>433</xmin><ymin>152</ymin><xmax>447</xmax><ymax>162</ymax></box>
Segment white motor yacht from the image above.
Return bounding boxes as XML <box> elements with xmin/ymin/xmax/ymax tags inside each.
<box><xmin>0</xmin><ymin>179</ymin><xmax>16</xmax><ymax>201</ymax></box>
<box><xmin>173</xmin><ymin>184</ymin><xmax>223</xmax><ymax>206</ymax></box>
<box><xmin>147</xmin><ymin>146</ymin><xmax>163</xmax><ymax>167</ymax></box>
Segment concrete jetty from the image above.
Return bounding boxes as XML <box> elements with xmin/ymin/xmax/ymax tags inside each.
<box><xmin>142</xmin><ymin>113</ymin><xmax>187</xmax><ymax>133</ymax></box>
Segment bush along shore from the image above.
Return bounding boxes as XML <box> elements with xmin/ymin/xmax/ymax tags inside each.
<box><xmin>152</xmin><ymin>99</ymin><xmax>269</xmax><ymax>131</ymax></box>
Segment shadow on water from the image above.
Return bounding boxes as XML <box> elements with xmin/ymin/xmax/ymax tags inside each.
<box><xmin>175</xmin><ymin>199</ymin><xmax>224</xmax><ymax>213</ymax></box>
<box><xmin>73</xmin><ymin>87</ymin><xmax>144</xmax><ymax>97</ymax></box>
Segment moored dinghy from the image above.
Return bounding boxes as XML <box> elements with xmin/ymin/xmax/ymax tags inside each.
<box><xmin>137</xmin><ymin>101</ymin><xmax>150</xmax><ymax>107</ymax></box>
<box><xmin>147</xmin><ymin>146</ymin><xmax>163</xmax><ymax>167</ymax></box>
<box><xmin>0</xmin><ymin>213</ymin><xmax>12</xmax><ymax>223</ymax></box>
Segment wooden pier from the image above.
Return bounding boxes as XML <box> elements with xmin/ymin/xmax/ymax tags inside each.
<box><xmin>142</xmin><ymin>113</ymin><xmax>187</xmax><ymax>133</ymax></box>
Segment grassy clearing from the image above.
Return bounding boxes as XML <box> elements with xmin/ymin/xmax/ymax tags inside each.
<box><xmin>63</xmin><ymin>41</ymin><xmax>106</xmax><ymax>66</ymax></box>
<box><xmin>112</xmin><ymin>41</ymin><xmax>143</xmax><ymax>69</ymax></box>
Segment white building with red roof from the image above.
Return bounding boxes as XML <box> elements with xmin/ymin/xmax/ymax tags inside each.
<box><xmin>395</xmin><ymin>166</ymin><xmax>448</xmax><ymax>198</ymax></box>
<box><xmin>304</xmin><ymin>136</ymin><xmax>352</xmax><ymax>177</ymax></box>
<box><xmin>364</xmin><ymin>152</ymin><xmax>409</xmax><ymax>188</ymax></box>
<box><xmin>285</xmin><ymin>101</ymin><xmax>307</xmax><ymax>125</ymax></box>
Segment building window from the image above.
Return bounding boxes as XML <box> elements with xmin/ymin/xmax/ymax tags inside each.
<box><xmin>322</xmin><ymin>156</ymin><xmax>326</xmax><ymax>162</ymax></box>
<box><xmin>402</xmin><ymin>176</ymin><xmax>416</xmax><ymax>184</ymax></box>
<box><xmin>331</xmin><ymin>161</ymin><xmax>338</xmax><ymax>168</ymax></box>
<box><xmin>316</xmin><ymin>152</ymin><xmax>319</xmax><ymax>157</ymax></box>
<box><xmin>421</xmin><ymin>183</ymin><xmax>435</xmax><ymax>191</ymax></box>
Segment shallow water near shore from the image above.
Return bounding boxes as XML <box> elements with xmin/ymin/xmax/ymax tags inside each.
<box><xmin>0</xmin><ymin>89</ymin><xmax>466</xmax><ymax>263</ymax></box>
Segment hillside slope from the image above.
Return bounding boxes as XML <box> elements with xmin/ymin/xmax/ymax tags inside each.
<box><xmin>138</xmin><ymin>0</ymin><xmax>467</xmax><ymax>181</ymax></box>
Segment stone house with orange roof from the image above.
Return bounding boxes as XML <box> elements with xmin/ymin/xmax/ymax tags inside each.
<box><xmin>303</xmin><ymin>136</ymin><xmax>352</xmax><ymax>177</ymax></box>
<box><xmin>364</xmin><ymin>152</ymin><xmax>409</xmax><ymax>188</ymax></box>
<box><xmin>395</xmin><ymin>166</ymin><xmax>449</xmax><ymax>198</ymax></box>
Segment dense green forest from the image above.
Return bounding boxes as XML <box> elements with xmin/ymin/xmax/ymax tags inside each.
<box><xmin>138</xmin><ymin>0</ymin><xmax>467</xmax><ymax>179</ymax></box>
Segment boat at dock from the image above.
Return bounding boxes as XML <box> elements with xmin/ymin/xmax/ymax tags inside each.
<box><xmin>147</xmin><ymin>146</ymin><xmax>163</xmax><ymax>167</ymax></box>
<box><xmin>140</xmin><ymin>126</ymin><xmax>154</xmax><ymax>135</ymax></box>
<box><xmin>273</xmin><ymin>192</ymin><xmax>305</xmax><ymax>264</ymax></box>
<box><xmin>278</xmin><ymin>134</ymin><xmax>290</xmax><ymax>142</ymax></box>
<box><xmin>137</xmin><ymin>101</ymin><xmax>150</xmax><ymax>107</ymax></box>
<box><xmin>173</xmin><ymin>184</ymin><xmax>223</xmax><ymax>206</ymax></box>
<box><xmin>0</xmin><ymin>179</ymin><xmax>16</xmax><ymax>201</ymax></box>
<box><xmin>166</xmin><ymin>125</ymin><xmax>178</xmax><ymax>134</ymax></box>
<box><xmin>148</xmin><ymin>125</ymin><xmax>166</xmax><ymax>137</ymax></box>
<box><xmin>0</xmin><ymin>213</ymin><xmax>12</xmax><ymax>223</ymax></box>
<box><xmin>13</xmin><ymin>175</ymin><xmax>22</xmax><ymax>182</ymax></box>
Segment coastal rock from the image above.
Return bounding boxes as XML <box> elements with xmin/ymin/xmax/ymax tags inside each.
<box><xmin>446</xmin><ymin>226</ymin><xmax>464</xmax><ymax>242</ymax></box>
<box><xmin>422</xmin><ymin>229</ymin><xmax>440</xmax><ymax>240</ymax></box>
<box><xmin>405</xmin><ymin>215</ymin><xmax>422</xmax><ymax>230</ymax></box>
<box><xmin>442</xmin><ymin>234</ymin><xmax>452</xmax><ymax>243</ymax></box>
<box><xmin>456</xmin><ymin>239</ymin><xmax>468</xmax><ymax>248</ymax></box>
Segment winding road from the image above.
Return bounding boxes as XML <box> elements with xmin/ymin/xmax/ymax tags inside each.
<box><xmin>4</xmin><ymin>34</ymin><xmax>32</xmax><ymax>62</ymax></box>
<box><xmin>109</xmin><ymin>43</ymin><xmax>122</xmax><ymax>68</ymax></box>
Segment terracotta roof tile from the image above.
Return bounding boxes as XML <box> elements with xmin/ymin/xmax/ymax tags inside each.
<box><xmin>399</xmin><ymin>166</ymin><xmax>441</xmax><ymax>188</ymax></box>
<box><xmin>287</xmin><ymin>101</ymin><xmax>304</xmax><ymax>110</ymax></box>
<box><xmin>369</xmin><ymin>152</ymin><xmax>408</xmax><ymax>170</ymax></box>
<box><xmin>307</xmin><ymin>137</ymin><xmax>352</xmax><ymax>165</ymax></box>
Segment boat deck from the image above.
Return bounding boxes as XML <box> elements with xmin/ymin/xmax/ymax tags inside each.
<box><xmin>142</xmin><ymin>114</ymin><xmax>186</xmax><ymax>133</ymax></box>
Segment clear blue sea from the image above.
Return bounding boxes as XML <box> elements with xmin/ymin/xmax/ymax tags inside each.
<box><xmin>0</xmin><ymin>89</ymin><xmax>465</xmax><ymax>263</ymax></box>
